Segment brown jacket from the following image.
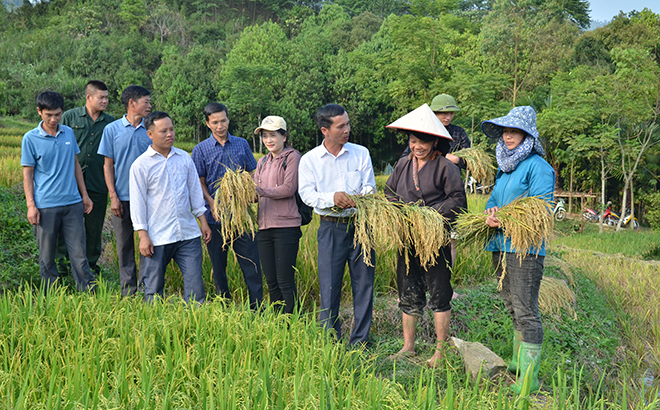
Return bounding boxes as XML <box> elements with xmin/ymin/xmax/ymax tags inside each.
<box><xmin>384</xmin><ymin>154</ymin><xmax>467</xmax><ymax>223</ymax></box>
<box><xmin>254</xmin><ymin>147</ymin><xmax>302</xmax><ymax>229</ymax></box>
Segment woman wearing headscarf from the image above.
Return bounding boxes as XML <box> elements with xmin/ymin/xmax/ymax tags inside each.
<box><xmin>384</xmin><ymin>104</ymin><xmax>467</xmax><ymax>367</ymax></box>
<box><xmin>481</xmin><ymin>106</ymin><xmax>555</xmax><ymax>393</ymax></box>
<box><xmin>253</xmin><ymin>116</ymin><xmax>302</xmax><ymax>314</ymax></box>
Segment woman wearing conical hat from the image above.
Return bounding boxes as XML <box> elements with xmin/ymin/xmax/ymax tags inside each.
<box><xmin>481</xmin><ymin>106</ymin><xmax>555</xmax><ymax>394</ymax></box>
<box><xmin>384</xmin><ymin>104</ymin><xmax>467</xmax><ymax>367</ymax></box>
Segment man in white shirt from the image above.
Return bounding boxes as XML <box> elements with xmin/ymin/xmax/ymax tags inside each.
<box><xmin>129</xmin><ymin>111</ymin><xmax>212</xmax><ymax>304</ymax></box>
<box><xmin>298</xmin><ymin>104</ymin><xmax>377</xmax><ymax>346</ymax></box>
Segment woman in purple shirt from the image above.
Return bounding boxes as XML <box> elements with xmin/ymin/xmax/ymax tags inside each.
<box><xmin>253</xmin><ymin>116</ymin><xmax>302</xmax><ymax>314</ymax></box>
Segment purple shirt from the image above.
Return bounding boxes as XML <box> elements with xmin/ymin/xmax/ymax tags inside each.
<box><xmin>254</xmin><ymin>148</ymin><xmax>302</xmax><ymax>230</ymax></box>
<box><xmin>192</xmin><ymin>133</ymin><xmax>257</xmax><ymax>223</ymax></box>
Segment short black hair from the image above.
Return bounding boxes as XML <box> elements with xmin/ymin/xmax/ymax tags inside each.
<box><xmin>85</xmin><ymin>80</ymin><xmax>108</xmax><ymax>96</ymax></box>
<box><xmin>144</xmin><ymin>111</ymin><xmax>171</xmax><ymax>130</ymax></box>
<box><xmin>204</xmin><ymin>102</ymin><xmax>228</xmax><ymax>121</ymax></box>
<box><xmin>120</xmin><ymin>85</ymin><xmax>150</xmax><ymax>110</ymax></box>
<box><xmin>36</xmin><ymin>91</ymin><xmax>64</xmax><ymax>111</ymax></box>
<box><xmin>315</xmin><ymin>104</ymin><xmax>346</xmax><ymax>130</ymax></box>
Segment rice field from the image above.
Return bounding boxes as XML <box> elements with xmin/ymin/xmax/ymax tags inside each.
<box><xmin>2</xmin><ymin>117</ymin><xmax>659</xmax><ymax>407</ymax></box>
<box><xmin>0</xmin><ymin>133</ymin><xmax>23</xmax><ymax>189</ymax></box>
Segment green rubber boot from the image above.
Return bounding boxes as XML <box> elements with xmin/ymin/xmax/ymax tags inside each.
<box><xmin>508</xmin><ymin>330</ymin><xmax>523</xmax><ymax>373</ymax></box>
<box><xmin>510</xmin><ymin>342</ymin><xmax>542</xmax><ymax>395</ymax></box>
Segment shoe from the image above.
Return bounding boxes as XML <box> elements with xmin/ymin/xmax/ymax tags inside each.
<box><xmin>510</xmin><ymin>342</ymin><xmax>542</xmax><ymax>394</ymax></box>
<box><xmin>508</xmin><ymin>330</ymin><xmax>523</xmax><ymax>373</ymax></box>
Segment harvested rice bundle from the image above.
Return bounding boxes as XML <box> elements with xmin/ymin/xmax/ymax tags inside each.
<box><xmin>539</xmin><ymin>276</ymin><xmax>576</xmax><ymax>318</ymax></box>
<box><xmin>453</xmin><ymin>145</ymin><xmax>496</xmax><ymax>185</ymax></box>
<box><xmin>455</xmin><ymin>196</ymin><xmax>553</xmax><ymax>260</ymax></box>
<box><xmin>496</xmin><ymin>196</ymin><xmax>553</xmax><ymax>259</ymax></box>
<box><xmin>343</xmin><ymin>194</ymin><xmax>449</xmax><ymax>269</ymax></box>
<box><xmin>401</xmin><ymin>202</ymin><xmax>450</xmax><ymax>269</ymax></box>
<box><xmin>347</xmin><ymin>193</ymin><xmax>408</xmax><ymax>266</ymax></box>
<box><xmin>212</xmin><ymin>168</ymin><xmax>258</xmax><ymax>247</ymax></box>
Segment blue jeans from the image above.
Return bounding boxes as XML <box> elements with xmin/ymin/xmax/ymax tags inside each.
<box><xmin>141</xmin><ymin>237</ymin><xmax>206</xmax><ymax>304</ymax></box>
<box><xmin>317</xmin><ymin>219</ymin><xmax>375</xmax><ymax>345</ymax></box>
<box><xmin>34</xmin><ymin>202</ymin><xmax>95</xmax><ymax>292</ymax></box>
<box><xmin>492</xmin><ymin>252</ymin><xmax>544</xmax><ymax>344</ymax></box>
<box><xmin>206</xmin><ymin>224</ymin><xmax>263</xmax><ymax>309</ymax></box>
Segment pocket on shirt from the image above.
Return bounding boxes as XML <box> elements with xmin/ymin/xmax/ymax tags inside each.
<box><xmin>343</xmin><ymin>171</ymin><xmax>363</xmax><ymax>195</ymax></box>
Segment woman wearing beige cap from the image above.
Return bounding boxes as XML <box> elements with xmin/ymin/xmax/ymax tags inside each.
<box><xmin>253</xmin><ymin>116</ymin><xmax>302</xmax><ymax>313</ymax></box>
<box><xmin>385</xmin><ymin>104</ymin><xmax>467</xmax><ymax>367</ymax></box>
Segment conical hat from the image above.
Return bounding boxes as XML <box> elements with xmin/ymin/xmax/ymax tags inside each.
<box><xmin>386</xmin><ymin>104</ymin><xmax>452</xmax><ymax>140</ymax></box>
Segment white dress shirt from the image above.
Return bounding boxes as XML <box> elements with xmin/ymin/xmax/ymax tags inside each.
<box><xmin>129</xmin><ymin>146</ymin><xmax>207</xmax><ymax>246</ymax></box>
<box><xmin>298</xmin><ymin>141</ymin><xmax>376</xmax><ymax>217</ymax></box>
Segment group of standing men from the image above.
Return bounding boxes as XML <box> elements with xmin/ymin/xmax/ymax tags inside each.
<box><xmin>21</xmin><ymin>81</ymin><xmax>470</xmax><ymax>346</ymax></box>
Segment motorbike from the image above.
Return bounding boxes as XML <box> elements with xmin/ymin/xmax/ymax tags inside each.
<box><xmin>553</xmin><ymin>198</ymin><xmax>566</xmax><ymax>221</ymax></box>
<box><xmin>582</xmin><ymin>207</ymin><xmax>599</xmax><ymax>222</ymax></box>
<box><xmin>606</xmin><ymin>208</ymin><xmax>640</xmax><ymax>229</ymax></box>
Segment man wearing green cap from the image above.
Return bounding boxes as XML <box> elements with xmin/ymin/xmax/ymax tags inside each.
<box><xmin>400</xmin><ymin>94</ymin><xmax>471</xmax><ymax>168</ymax></box>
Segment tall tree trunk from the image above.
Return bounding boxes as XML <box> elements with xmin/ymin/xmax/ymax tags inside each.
<box><xmin>568</xmin><ymin>158</ymin><xmax>574</xmax><ymax>214</ymax></box>
<box><xmin>599</xmin><ymin>147</ymin><xmax>606</xmax><ymax>233</ymax></box>
<box><xmin>616</xmin><ymin>178</ymin><xmax>630</xmax><ymax>232</ymax></box>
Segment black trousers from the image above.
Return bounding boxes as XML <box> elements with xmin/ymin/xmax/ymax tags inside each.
<box><xmin>257</xmin><ymin>227</ymin><xmax>301</xmax><ymax>314</ymax></box>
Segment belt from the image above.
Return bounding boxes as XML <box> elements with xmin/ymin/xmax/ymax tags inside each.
<box><xmin>320</xmin><ymin>215</ymin><xmax>352</xmax><ymax>224</ymax></box>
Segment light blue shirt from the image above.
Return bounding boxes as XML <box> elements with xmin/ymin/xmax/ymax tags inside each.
<box><xmin>97</xmin><ymin>115</ymin><xmax>151</xmax><ymax>201</ymax></box>
<box><xmin>129</xmin><ymin>146</ymin><xmax>207</xmax><ymax>247</ymax></box>
<box><xmin>298</xmin><ymin>141</ymin><xmax>376</xmax><ymax>217</ymax></box>
<box><xmin>485</xmin><ymin>153</ymin><xmax>555</xmax><ymax>256</ymax></box>
<box><xmin>21</xmin><ymin>122</ymin><xmax>82</xmax><ymax>209</ymax></box>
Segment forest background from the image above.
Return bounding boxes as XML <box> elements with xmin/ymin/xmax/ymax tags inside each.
<box><xmin>1</xmin><ymin>0</ymin><xmax>660</xmax><ymax>224</ymax></box>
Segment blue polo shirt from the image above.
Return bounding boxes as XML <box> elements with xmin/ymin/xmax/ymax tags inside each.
<box><xmin>97</xmin><ymin>115</ymin><xmax>151</xmax><ymax>201</ymax></box>
<box><xmin>192</xmin><ymin>133</ymin><xmax>257</xmax><ymax>223</ymax></box>
<box><xmin>21</xmin><ymin>122</ymin><xmax>82</xmax><ymax>209</ymax></box>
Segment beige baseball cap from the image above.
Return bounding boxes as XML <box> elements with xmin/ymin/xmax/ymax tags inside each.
<box><xmin>254</xmin><ymin>116</ymin><xmax>287</xmax><ymax>134</ymax></box>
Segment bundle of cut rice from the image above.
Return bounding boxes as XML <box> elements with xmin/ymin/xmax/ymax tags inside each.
<box><xmin>342</xmin><ymin>193</ymin><xmax>450</xmax><ymax>269</ymax></box>
<box><xmin>212</xmin><ymin>168</ymin><xmax>258</xmax><ymax>248</ymax></box>
<box><xmin>455</xmin><ymin>196</ymin><xmax>553</xmax><ymax>259</ymax></box>
<box><xmin>453</xmin><ymin>145</ymin><xmax>496</xmax><ymax>186</ymax></box>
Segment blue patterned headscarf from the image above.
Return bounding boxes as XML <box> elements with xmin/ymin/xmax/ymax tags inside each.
<box><xmin>481</xmin><ymin>106</ymin><xmax>546</xmax><ymax>172</ymax></box>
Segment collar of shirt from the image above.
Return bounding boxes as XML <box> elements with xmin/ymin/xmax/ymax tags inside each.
<box><xmin>211</xmin><ymin>132</ymin><xmax>236</xmax><ymax>147</ymax></box>
<box><xmin>319</xmin><ymin>141</ymin><xmax>351</xmax><ymax>159</ymax></box>
<box><xmin>145</xmin><ymin>145</ymin><xmax>181</xmax><ymax>159</ymax></box>
<box><xmin>37</xmin><ymin>121</ymin><xmax>64</xmax><ymax>138</ymax></box>
<box><xmin>121</xmin><ymin>115</ymin><xmax>145</xmax><ymax>130</ymax></box>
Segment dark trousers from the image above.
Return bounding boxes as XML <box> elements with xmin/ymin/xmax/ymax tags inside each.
<box><xmin>397</xmin><ymin>245</ymin><xmax>453</xmax><ymax>317</ymax></box>
<box><xmin>492</xmin><ymin>252</ymin><xmax>544</xmax><ymax>344</ymax></box>
<box><xmin>141</xmin><ymin>237</ymin><xmax>206</xmax><ymax>304</ymax></box>
<box><xmin>111</xmin><ymin>201</ymin><xmax>141</xmax><ymax>297</ymax></box>
<box><xmin>55</xmin><ymin>190</ymin><xmax>107</xmax><ymax>274</ymax></box>
<box><xmin>206</xmin><ymin>223</ymin><xmax>263</xmax><ymax>309</ymax></box>
<box><xmin>35</xmin><ymin>202</ymin><xmax>95</xmax><ymax>292</ymax></box>
<box><xmin>257</xmin><ymin>227</ymin><xmax>301</xmax><ymax>314</ymax></box>
<box><xmin>317</xmin><ymin>219</ymin><xmax>375</xmax><ymax>345</ymax></box>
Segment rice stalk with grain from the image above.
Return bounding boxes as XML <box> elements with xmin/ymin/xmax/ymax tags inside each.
<box><xmin>343</xmin><ymin>194</ymin><xmax>449</xmax><ymax>269</ymax></box>
<box><xmin>212</xmin><ymin>167</ymin><xmax>258</xmax><ymax>247</ymax></box>
<box><xmin>453</xmin><ymin>145</ymin><xmax>496</xmax><ymax>185</ymax></box>
<box><xmin>539</xmin><ymin>276</ymin><xmax>576</xmax><ymax>318</ymax></box>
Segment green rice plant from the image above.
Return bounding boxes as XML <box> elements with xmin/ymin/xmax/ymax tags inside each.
<box><xmin>453</xmin><ymin>145</ymin><xmax>496</xmax><ymax>186</ymax></box>
<box><xmin>212</xmin><ymin>168</ymin><xmax>258</xmax><ymax>248</ymax></box>
<box><xmin>0</xmin><ymin>135</ymin><xmax>22</xmax><ymax>148</ymax></box>
<box><xmin>0</xmin><ymin>154</ymin><xmax>22</xmax><ymax>188</ymax></box>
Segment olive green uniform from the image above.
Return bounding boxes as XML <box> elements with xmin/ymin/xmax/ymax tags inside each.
<box><xmin>57</xmin><ymin>106</ymin><xmax>115</xmax><ymax>274</ymax></box>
